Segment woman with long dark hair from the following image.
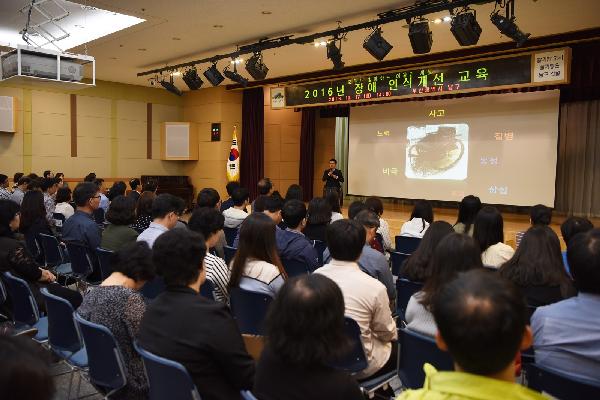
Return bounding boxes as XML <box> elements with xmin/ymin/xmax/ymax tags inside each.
<box><xmin>325</xmin><ymin>191</ymin><xmax>343</xmax><ymax>223</ymax></box>
<box><xmin>453</xmin><ymin>195</ymin><xmax>481</xmax><ymax>236</ymax></box>
<box><xmin>473</xmin><ymin>206</ymin><xmax>514</xmax><ymax>268</ymax></box>
<box><xmin>365</xmin><ymin>197</ymin><xmax>392</xmax><ymax>251</ymax></box>
<box><xmin>400</xmin><ymin>221</ymin><xmax>454</xmax><ymax>282</ymax></box>
<box><xmin>228</xmin><ymin>212</ymin><xmax>286</xmax><ymax>297</ymax></box>
<box><xmin>131</xmin><ymin>191</ymin><xmax>155</xmax><ymax>234</ymax></box>
<box><xmin>107</xmin><ymin>181</ymin><xmax>127</xmax><ymax>201</ymax></box>
<box><xmin>19</xmin><ymin>191</ymin><xmax>52</xmax><ymax>261</ymax></box>
<box><xmin>400</xmin><ymin>199</ymin><xmax>433</xmax><ymax>238</ymax></box>
<box><xmin>284</xmin><ymin>184</ymin><xmax>303</xmax><ymax>204</ymax></box>
<box><xmin>303</xmin><ymin>197</ymin><xmax>332</xmax><ymax>242</ymax></box>
<box><xmin>254</xmin><ymin>274</ymin><xmax>362</xmax><ymax>400</ymax></box>
<box><xmin>499</xmin><ymin>226</ymin><xmax>576</xmax><ymax>307</ymax></box>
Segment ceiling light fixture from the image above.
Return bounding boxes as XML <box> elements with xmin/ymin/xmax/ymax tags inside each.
<box><xmin>451</xmin><ymin>8</ymin><xmax>482</xmax><ymax>46</ymax></box>
<box><xmin>203</xmin><ymin>63</ymin><xmax>225</xmax><ymax>86</ymax></box>
<box><xmin>160</xmin><ymin>75</ymin><xmax>182</xmax><ymax>96</ymax></box>
<box><xmin>245</xmin><ymin>52</ymin><xmax>269</xmax><ymax>80</ymax></box>
<box><xmin>326</xmin><ymin>37</ymin><xmax>344</xmax><ymax>70</ymax></box>
<box><xmin>182</xmin><ymin>67</ymin><xmax>204</xmax><ymax>90</ymax></box>
<box><xmin>363</xmin><ymin>26</ymin><xmax>393</xmax><ymax>61</ymax></box>
<box><xmin>490</xmin><ymin>0</ymin><xmax>530</xmax><ymax>47</ymax></box>
<box><xmin>223</xmin><ymin>62</ymin><xmax>249</xmax><ymax>87</ymax></box>
<box><xmin>408</xmin><ymin>17</ymin><xmax>432</xmax><ymax>54</ymax></box>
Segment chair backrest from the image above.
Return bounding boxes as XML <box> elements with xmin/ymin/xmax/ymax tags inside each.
<box><xmin>53</xmin><ymin>212</ymin><xmax>66</xmax><ymax>230</ymax></box>
<box><xmin>0</xmin><ymin>278</ymin><xmax>6</xmax><ymax>305</ymax></box>
<box><xmin>281</xmin><ymin>258</ymin><xmax>310</xmax><ymax>277</ymax></box>
<box><xmin>41</xmin><ymin>288</ymin><xmax>82</xmax><ymax>353</ymax></box>
<box><xmin>525</xmin><ymin>363</ymin><xmax>600</xmax><ymax>399</ymax></box>
<box><xmin>134</xmin><ymin>342</ymin><xmax>201</xmax><ymax>400</ymax></box>
<box><xmin>223</xmin><ymin>227</ymin><xmax>238</xmax><ymax>246</ymax></box>
<box><xmin>396</xmin><ymin>279</ymin><xmax>423</xmax><ymax>321</ymax></box>
<box><xmin>95</xmin><ymin>248</ymin><xmax>115</xmax><ymax>281</ymax></box>
<box><xmin>73</xmin><ymin>312</ymin><xmax>127</xmax><ymax>393</ymax></box>
<box><xmin>390</xmin><ymin>251</ymin><xmax>410</xmax><ymax>276</ymax></box>
<box><xmin>65</xmin><ymin>242</ymin><xmax>94</xmax><ymax>278</ymax></box>
<box><xmin>313</xmin><ymin>240</ymin><xmax>327</xmax><ymax>266</ymax></box>
<box><xmin>229</xmin><ymin>288</ymin><xmax>273</xmax><ymax>335</ymax></box>
<box><xmin>240</xmin><ymin>390</ymin><xmax>259</xmax><ymax>400</ymax></box>
<box><xmin>24</xmin><ymin>231</ymin><xmax>42</xmax><ymax>261</ymax></box>
<box><xmin>398</xmin><ymin>327</ymin><xmax>453</xmax><ymax>389</ymax></box>
<box><xmin>2</xmin><ymin>272</ymin><xmax>39</xmax><ymax>325</ymax></box>
<box><xmin>330</xmin><ymin>316</ymin><xmax>369</xmax><ymax>373</ymax></box>
<box><xmin>39</xmin><ymin>233</ymin><xmax>66</xmax><ymax>267</ymax></box>
<box><xmin>395</xmin><ymin>236</ymin><xmax>421</xmax><ymax>254</ymax></box>
<box><xmin>199</xmin><ymin>279</ymin><xmax>215</xmax><ymax>300</ymax></box>
<box><xmin>141</xmin><ymin>277</ymin><xmax>166</xmax><ymax>300</ymax></box>
<box><xmin>93</xmin><ymin>208</ymin><xmax>105</xmax><ymax>225</ymax></box>
<box><xmin>223</xmin><ymin>245</ymin><xmax>237</xmax><ymax>266</ymax></box>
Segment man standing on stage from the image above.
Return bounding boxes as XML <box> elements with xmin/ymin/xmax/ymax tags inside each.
<box><xmin>322</xmin><ymin>158</ymin><xmax>344</xmax><ymax>206</ymax></box>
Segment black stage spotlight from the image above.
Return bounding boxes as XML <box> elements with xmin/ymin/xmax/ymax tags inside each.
<box><xmin>223</xmin><ymin>63</ymin><xmax>249</xmax><ymax>87</ymax></box>
<box><xmin>182</xmin><ymin>67</ymin><xmax>203</xmax><ymax>90</ymax></box>
<box><xmin>326</xmin><ymin>39</ymin><xmax>344</xmax><ymax>70</ymax></box>
<box><xmin>203</xmin><ymin>63</ymin><xmax>225</xmax><ymax>86</ymax></box>
<box><xmin>245</xmin><ymin>52</ymin><xmax>269</xmax><ymax>80</ymax></box>
<box><xmin>408</xmin><ymin>18</ymin><xmax>432</xmax><ymax>54</ymax></box>
<box><xmin>490</xmin><ymin>11</ymin><xmax>530</xmax><ymax>47</ymax></box>
<box><xmin>160</xmin><ymin>75</ymin><xmax>182</xmax><ymax>96</ymax></box>
<box><xmin>363</xmin><ymin>27</ymin><xmax>393</xmax><ymax>61</ymax></box>
<box><xmin>451</xmin><ymin>9</ymin><xmax>482</xmax><ymax>46</ymax></box>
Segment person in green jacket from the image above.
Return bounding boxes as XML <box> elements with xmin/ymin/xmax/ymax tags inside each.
<box><xmin>398</xmin><ymin>269</ymin><xmax>546</xmax><ymax>400</ymax></box>
<box><xmin>101</xmin><ymin>195</ymin><xmax>138</xmax><ymax>252</ymax></box>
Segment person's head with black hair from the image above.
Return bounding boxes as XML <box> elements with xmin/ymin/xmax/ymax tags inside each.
<box><xmin>410</xmin><ymin>200</ymin><xmax>434</xmax><ymax>232</ymax></box>
<box><xmin>500</xmin><ymin>225</ymin><xmax>573</xmax><ymax>298</ymax></box>
<box><xmin>142</xmin><ymin>180</ymin><xmax>158</xmax><ymax>193</ymax></box>
<box><xmin>13</xmin><ymin>172</ymin><xmax>24</xmax><ymax>187</ymax></box>
<box><xmin>229</xmin><ymin>212</ymin><xmax>285</xmax><ymax>290</ymax></box>
<box><xmin>433</xmin><ymin>269</ymin><xmax>531</xmax><ymax>380</ymax></box>
<box><xmin>107</xmin><ymin>181</ymin><xmax>126</xmax><ymax>201</ymax></box>
<box><xmin>16</xmin><ymin>176</ymin><xmax>30</xmax><ymax>191</ymax></box>
<box><xmin>196</xmin><ymin>188</ymin><xmax>221</xmax><ymax>210</ymax></box>
<box><xmin>72</xmin><ymin>182</ymin><xmax>101</xmax><ymax>213</ymax></box>
<box><xmin>567</xmin><ymin>228</ymin><xmax>600</xmax><ymax>295</ymax></box>
<box><xmin>43</xmin><ymin>170</ymin><xmax>52</xmax><ymax>178</ymax></box>
<box><xmin>55</xmin><ymin>172</ymin><xmax>64</xmax><ymax>181</ymax></box>
<box><xmin>225</xmin><ymin>181</ymin><xmax>240</xmax><ymax>198</ymax></box>
<box><xmin>232</xmin><ymin>187</ymin><xmax>249</xmax><ymax>208</ymax></box>
<box><xmin>129</xmin><ymin>178</ymin><xmax>141</xmax><ymax>192</ymax></box>
<box><xmin>325</xmin><ymin>190</ymin><xmax>341</xmax><ymax>214</ymax></box>
<box><xmin>27</xmin><ymin>173</ymin><xmax>39</xmax><ymax>180</ymax></box>
<box><xmin>40</xmin><ymin>177</ymin><xmax>59</xmax><ymax>195</ymax></box>
<box><xmin>19</xmin><ymin>190</ymin><xmax>46</xmax><ymax>233</ymax></box>
<box><xmin>93</xmin><ymin>178</ymin><xmax>105</xmax><ymax>193</ymax></box>
<box><xmin>328</xmin><ymin>158</ymin><xmax>337</xmax><ymax>169</ymax></box>
<box><xmin>257</xmin><ymin>178</ymin><xmax>273</xmax><ymax>196</ymax></box>
<box><xmin>354</xmin><ymin>209</ymin><xmax>380</xmax><ymax>246</ymax></box>
<box><xmin>530</xmin><ymin>204</ymin><xmax>552</xmax><ymax>226</ymax></box>
<box><xmin>107</xmin><ymin>241</ymin><xmax>155</xmax><ymax>289</ymax></box>
<box><xmin>265</xmin><ymin>274</ymin><xmax>351</xmax><ymax>366</ymax></box>
<box><xmin>55</xmin><ymin>187</ymin><xmax>72</xmax><ymax>204</ymax></box>
<box><xmin>83</xmin><ymin>172</ymin><xmax>96</xmax><ymax>183</ymax></box>
<box><xmin>364</xmin><ymin>197</ymin><xmax>384</xmax><ymax>216</ymax></box>
<box><xmin>561</xmin><ymin>216</ymin><xmax>593</xmax><ymax>245</ymax></box>
<box><xmin>281</xmin><ymin>199</ymin><xmax>307</xmax><ymax>231</ymax></box>
<box><xmin>105</xmin><ymin>195</ymin><xmax>136</xmax><ymax>226</ymax></box>
<box><xmin>263</xmin><ymin>194</ymin><xmax>283</xmax><ymax>224</ymax></box>
<box><xmin>0</xmin><ymin>174</ymin><xmax>8</xmax><ymax>188</ymax></box>
<box><xmin>151</xmin><ymin>193</ymin><xmax>185</xmax><ymax>230</ymax></box>
<box><xmin>253</xmin><ymin>195</ymin><xmax>268</xmax><ymax>212</ymax></box>
<box><xmin>136</xmin><ymin>191</ymin><xmax>156</xmax><ymax>218</ymax></box>
<box><xmin>306</xmin><ymin>197</ymin><xmax>332</xmax><ymax>225</ymax></box>
<box><xmin>0</xmin><ymin>199</ymin><xmax>21</xmax><ymax>238</ymax></box>
<box><xmin>419</xmin><ymin>233</ymin><xmax>483</xmax><ymax>311</ymax></box>
<box><xmin>348</xmin><ymin>200</ymin><xmax>367</xmax><ymax>220</ymax></box>
<box><xmin>473</xmin><ymin>206</ymin><xmax>504</xmax><ymax>252</ymax></box>
<box><xmin>284</xmin><ymin>184</ymin><xmax>304</xmax><ymax>203</ymax></box>
<box><xmin>455</xmin><ymin>195</ymin><xmax>482</xmax><ymax>234</ymax></box>
<box><xmin>326</xmin><ymin>219</ymin><xmax>365</xmax><ymax>262</ymax></box>
<box><xmin>189</xmin><ymin>208</ymin><xmax>225</xmax><ymax>248</ymax></box>
<box><xmin>402</xmin><ymin>221</ymin><xmax>454</xmax><ymax>282</ymax></box>
<box><xmin>0</xmin><ymin>335</ymin><xmax>55</xmax><ymax>400</ymax></box>
<box><xmin>27</xmin><ymin>178</ymin><xmax>42</xmax><ymax>192</ymax></box>
<box><xmin>153</xmin><ymin>228</ymin><xmax>207</xmax><ymax>290</ymax></box>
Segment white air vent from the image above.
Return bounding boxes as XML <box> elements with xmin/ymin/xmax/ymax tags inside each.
<box><xmin>0</xmin><ymin>96</ymin><xmax>16</xmax><ymax>133</ymax></box>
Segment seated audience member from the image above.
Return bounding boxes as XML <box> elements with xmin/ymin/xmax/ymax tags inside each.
<box><xmin>473</xmin><ymin>206</ymin><xmax>514</xmax><ymax>268</ymax></box>
<box><xmin>499</xmin><ymin>226</ymin><xmax>575</xmax><ymax>307</ymax></box>
<box><xmin>107</xmin><ymin>181</ymin><xmax>127</xmax><ymax>201</ymax></box>
<box><xmin>77</xmin><ymin>242</ymin><xmax>155</xmax><ymax>399</ymax></box>
<box><xmin>83</xmin><ymin>172</ymin><xmax>96</xmax><ymax>183</ymax></box>
<box><xmin>400</xmin><ymin>199</ymin><xmax>433</xmax><ymax>238</ymax></box>
<box><xmin>142</xmin><ymin>179</ymin><xmax>158</xmax><ymax>193</ymax></box>
<box><xmin>9</xmin><ymin>176</ymin><xmax>30</xmax><ymax>205</ymax></box>
<box><xmin>26</xmin><ymin>178</ymin><xmax>42</xmax><ymax>192</ymax></box>
<box><xmin>0</xmin><ymin>335</ymin><xmax>55</xmax><ymax>400</ymax></box>
<box><xmin>131</xmin><ymin>191</ymin><xmax>155</xmax><ymax>233</ymax></box>
<box><xmin>41</xmin><ymin>177</ymin><xmax>59</xmax><ymax>224</ymax></box>
<box><xmin>406</xmin><ymin>233</ymin><xmax>483</xmax><ymax>337</ymax></box>
<box><xmin>62</xmin><ymin>182</ymin><xmax>102</xmax><ymax>251</ymax></box>
<box><xmin>365</xmin><ymin>196</ymin><xmax>392</xmax><ymax>251</ymax></box>
<box><xmin>12</xmin><ymin>172</ymin><xmax>24</xmax><ymax>191</ymax></box>
<box><xmin>228</xmin><ymin>213</ymin><xmax>286</xmax><ymax>297</ymax></box>
<box><xmin>284</xmin><ymin>184</ymin><xmax>303</xmax><ymax>204</ymax></box>
<box><xmin>531</xmin><ymin>228</ymin><xmax>600</xmax><ymax>385</ymax></box>
<box><xmin>233</xmin><ymin>194</ymin><xmax>284</xmax><ymax>248</ymax></box>
<box><xmin>54</xmin><ymin>187</ymin><xmax>74</xmax><ymax>220</ymax></box>
<box><xmin>252</xmin><ymin>178</ymin><xmax>274</xmax><ymax>211</ymax></box>
<box><xmin>453</xmin><ymin>195</ymin><xmax>482</xmax><ymax>236</ymax></box>
<box><xmin>94</xmin><ymin>178</ymin><xmax>109</xmax><ymax>213</ymax></box>
<box><xmin>0</xmin><ymin>174</ymin><xmax>10</xmax><ymax>200</ymax></box>
<box><xmin>27</xmin><ymin>172</ymin><xmax>40</xmax><ymax>180</ymax></box>
<box><xmin>220</xmin><ymin>181</ymin><xmax>240</xmax><ymax>213</ymax></box>
<box><xmin>325</xmin><ymin>190</ymin><xmax>344</xmax><ymax>223</ymax></box>
<box><xmin>19</xmin><ymin>191</ymin><xmax>53</xmax><ymax>261</ymax></box>
<box><xmin>277</xmin><ymin>199</ymin><xmax>320</xmax><ymax>272</ymax></box>
<box><xmin>398</xmin><ymin>270</ymin><xmax>546</xmax><ymax>400</ymax></box>
<box><xmin>560</xmin><ymin>216</ymin><xmax>594</xmax><ymax>276</ymax></box>
<box><xmin>0</xmin><ymin>200</ymin><xmax>82</xmax><ymax>309</ymax></box>
<box><xmin>43</xmin><ymin>170</ymin><xmax>53</xmax><ymax>179</ymax></box>
<box><xmin>223</xmin><ymin>187</ymin><xmax>249</xmax><ymax>229</ymax></box>
<box><xmin>315</xmin><ymin>219</ymin><xmax>397</xmax><ymax>379</ymax></box>
<box><xmin>127</xmin><ymin>178</ymin><xmax>142</xmax><ymax>203</ymax></box>
<box><xmin>254</xmin><ymin>274</ymin><xmax>363</xmax><ymax>400</ymax></box>
<box><xmin>188</xmin><ymin>208</ymin><xmax>230</xmax><ymax>303</ymax></box>
<box><xmin>196</xmin><ymin>187</ymin><xmax>221</xmax><ymax>209</ymax></box>
<box><xmin>400</xmin><ymin>221</ymin><xmax>454</xmax><ymax>282</ymax></box>
<box><xmin>303</xmin><ymin>197</ymin><xmax>332</xmax><ymax>242</ymax></box>
<box><xmin>515</xmin><ymin>204</ymin><xmax>552</xmax><ymax>247</ymax></box>
<box><xmin>137</xmin><ymin>193</ymin><xmax>184</xmax><ymax>248</ymax></box>
<box><xmin>348</xmin><ymin>200</ymin><xmax>368</xmax><ymax>220</ymax></box>
<box><xmin>55</xmin><ymin>172</ymin><xmax>65</xmax><ymax>188</ymax></box>
<box><xmin>101</xmin><ymin>195</ymin><xmax>139</xmax><ymax>252</ymax></box>
<box><xmin>138</xmin><ymin>229</ymin><xmax>255</xmax><ymax>399</ymax></box>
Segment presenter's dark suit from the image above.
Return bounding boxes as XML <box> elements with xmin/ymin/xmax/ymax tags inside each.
<box><xmin>322</xmin><ymin>168</ymin><xmax>344</xmax><ymax>206</ymax></box>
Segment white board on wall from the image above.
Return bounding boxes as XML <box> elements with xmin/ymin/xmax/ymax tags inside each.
<box><xmin>161</xmin><ymin>122</ymin><xmax>198</xmax><ymax>160</ymax></box>
<box><xmin>0</xmin><ymin>96</ymin><xmax>16</xmax><ymax>133</ymax></box>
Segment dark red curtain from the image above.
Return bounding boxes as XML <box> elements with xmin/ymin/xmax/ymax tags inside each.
<box><xmin>240</xmin><ymin>87</ymin><xmax>264</xmax><ymax>200</ymax></box>
<box><xmin>299</xmin><ymin>108</ymin><xmax>316</xmax><ymax>201</ymax></box>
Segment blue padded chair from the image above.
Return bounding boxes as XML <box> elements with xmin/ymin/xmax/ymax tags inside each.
<box><xmin>0</xmin><ymin>278</ymin><xmax>7</xmax><ymax>321</ymax></box>
<box><xmin>134</xmin><ymin>342</ymin><xmax>201</xmax><ymax>400</ymax></box>
<box><xmin>229</xmin><ymin>288</ymin><xmax>273</xmax><ymax>335</ymax></box>
<box><xmin>41</xmin><ymin>288</ymin><xmax>87</xmax><ymax>398</ymax></box>
<box><xmin>240</xmin><ymin>391</ymin><xmax>259</xmax><ymax>400</ymax></box>
<box><xmin>313</xmin><ymin>240</ymin><xmax>327</xmax><ymax>266</ymax></box>
<box><xmin>223</xmin><ymin>245</ymin><xmax>237</xmax><ymax>266</ymax></box>
<box><xmin>38</xmin><ymin>233</ymin><xmax>72</xmax><ymax>276</ymax></box>
<box><xmin>199</xmin><ymin>279</ymin><xmax>215</xmax><ymax>300</ymax></box>
<box><xmin>73</xmin><ymin>312</ymin><xmax>127</xmax><ymax>398</ymax></box>
<box><xmin>390</xmin><ymin>251</ymin><xmax>410</xmax><ymax>277</ymax></box>
<box><xmin>398</xmin><ymin>327</ymin><xmax>453</xmax><ymax>389</ymax></box>
<box><xmin>281</xmin><ymin>258</ymin><xmax>310</xmax><ymax>277</ymax></box>
<box><xmin>396</xmin><ymin>279</ymin><xmax>423</xmax><ymax>321</ymax></box>
<box><xmin>65</xmin><ymin>242</ymin><xmax>97</xmax><ymax>284</ymax></box>
<box><xmin>95</xmin><ymin>248</ymin><xmax>115</xmax><ymax>281</ymax></box>
<box><xmin>395</xmin><ymin>236</ymin><xmax>421</xmax><ymax>254</ymax></box>
<box><xmin>53</xmin><ymin>212</ymin><xmax>66</xmax><ymax>233</ymax></box>
<box><xmin>524</xmin><ymin>363</ymin><xmax>600</xmax><ymax>400</ymax></box>
<box><xmin>2</xmin><ymin>272</ymin><xmax>48</xmax><ymax>342</ymax></box>
<box><xmin>141</xmin><ymin>277</ymin><xmax>166</xmax><ymax>301</ymax></box>
<box><xmin>223</xmin><ymin>227</ymin><xmax>238</xmax><ymax>247</ymax></box>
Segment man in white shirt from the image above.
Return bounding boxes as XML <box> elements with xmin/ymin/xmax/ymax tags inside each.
<box><xmin>222</xmin><ymin>187</ymin><xmax>249</xmax><ymax>229</ymax></box>
<box><xmin>315</xmin><ymin>219</ymin><xmax>397</xmax><ymax>379</ymax></box>
<box><xmin>137</xmin><ymin>193</ymin><xmax>184</xmax><ymax>248</ymax></box>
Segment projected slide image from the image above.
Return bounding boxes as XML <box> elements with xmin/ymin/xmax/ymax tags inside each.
<box><xmin>405</xmin><ymin>124</ymin><xmax>469</xmax><ymax>180</ymax></box>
